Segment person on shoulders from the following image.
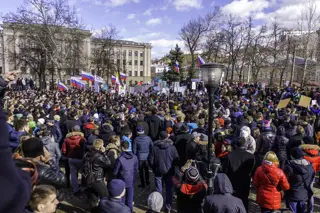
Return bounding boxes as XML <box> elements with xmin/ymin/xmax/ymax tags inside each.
<box><xmin>203</xmin><ymin>173</ymin><xmax>246</xmax><ymax>213</ymax></box>
<box><xmin>98</xmin><ymin>179</ymin><xmax>131</xmax><ymax>213</ymax></box>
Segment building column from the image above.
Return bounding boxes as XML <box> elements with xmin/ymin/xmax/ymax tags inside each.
<box><xmin>131</xmin><ymin>49</ymin><xmax>134</xmax><ymax>76</ymax></box>
<box><xmin>144</xmin><ymin>47</ymin><xmax>147</xmax><ymax>81</ymax></box>
<box><xmin>137</xmin><ymin>49</ymin><xmax>140</xmax><ymax>78</ymax></box>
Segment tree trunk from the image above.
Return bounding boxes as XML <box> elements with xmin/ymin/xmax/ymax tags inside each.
<box><xmin>301</xmin><ymin>59</ymin><xmax>308</xmax><ymax>87</ymax></box>
<box><xmin>230</xmin><ymin>63</ymin><xmax>235</xmax><ymax>82</ymax></box>
<box><xmin>290</xmin><ymin>46</ymin><xmax>296</xmax><ymax>86</ymax></box>
<box><xmin>190</xmin><ymin>52</ymin><xmax>195</xmax><ymax>79</ymax></box>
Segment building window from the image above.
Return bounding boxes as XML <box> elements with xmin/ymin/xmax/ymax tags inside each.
<box><xmin>0</xmin><ymin>67</ymin><xmax>2</xmax><ymax>74</ymax></box>
<box><xmin>140</xmin><ymin>52</ymin><xmax>144</xmax><ymax>57</ymax></box>
<box><xmin>129</xmin><ymin>61</ymin><xmax>132</xmax><ymax>65</ymax></box>
<box><xmin>129</xmin><ymin>71</ymin><xmax>132</xmax><ymax>76</ymax></box>
<box><xmin>134</xmin><ymin>60</ymin><xmax>138</xmax><ymax>65</ymax></box>
<box><xmin>140</xmin><ymin>60</ymin><xmax>143</xmax><ymax>66</ymax></box>
<box><xmin>129</xmin><ymin>50</ymin><xmax>132</xmax><ymax>56</ymax></box>
<box><xmin>135</xmin><ymin>71</ymin><xmax>138</xmax><ymax>76</ymax></box>
<box><xmin>123</xmin><ymin>60</ymin><xmax>126</xmax><ymax>65</ymax></box>
<box><xmin>117</xmin><ymin>59</ymin><xmax>120</xmax><ymax>65</ymax></box>
<box><xmin>123</xmin><ymin>50</ymin><xmax>126</xmax><ymax>57</ymax></box>
<box><xmin>140</xmin><ymin>71</ymin><xmax>143</xmax><ymax>76</ymax></box>
<box><xmin>134</xmin><ymin>51</ymin><xmax>138</xmax><ymax>57</ymax></box>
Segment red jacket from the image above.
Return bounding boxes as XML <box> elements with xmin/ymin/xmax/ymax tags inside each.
<box><xmin>62</xmin><ymin>132</ymin><xmax>86</xmax><ymax>159</ymax></box>
<box><xmin>253</xmin><ymin>160</ymin><xmax>290</xmax><ymax>210</ymax></box>
<box><xmin>83</xmin><ymin>122</ymin><xmax>96</xmax><ymax>130</ymax></box>
<box><xmin>300</xmin><ymin>144</ymin><xmax>320</xmax><ymax>172</ymax></box>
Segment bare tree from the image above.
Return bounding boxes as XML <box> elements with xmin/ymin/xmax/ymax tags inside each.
<box><xmin>296</xmin><ymin>0</ymin><xmax>319</xmax><ymax>86</ymax></box>
<box><xmin>3</xmin><ymin>0</ymin><xmax>84</xmax><ymax>89</ymax></box>
<box><xmin>90</xmin><ymin>25</ymin><xmax>119</xmax><ymax>82</ymax></box>
<box><xmin>179</xmin><ymin>7</ymin><xmax>221</xmax><ymax>79</ymax></box>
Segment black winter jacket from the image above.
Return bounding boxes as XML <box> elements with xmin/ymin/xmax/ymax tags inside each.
<box><xmin>284</xmin><ymin>159</ymin><xmax>315</xmax><ymax>202</ymax></box>
<box><xmin>174</xmin><ymin>133</ymin><xmax>194</xmax><ymax>167</ymax></box>
<box><xmin>203</xmin><ymin>173</ymin><xmax>246</xmax><ymax>213</ymax></box>
<box><xmin>83</xmin><ymin>149</ymin><xmax>111</xmax><ymax>184</ymax></box>
<box><xmin>257</xmin><ymin>129</ymin><xmax>276</xmax><ymax>155</ymax></box>
<box><xmin>147</xmin><ymin>115</ymin><xmax>162</xmax><ymax>141</ymax></box>
<box><xmin>288</xmin><ymin>133</ymin><xmax>304</xmax><ymax>158</ymax></box>
<box><xmin>274</xmin><ymin>126</ymin><xmax>289</xmax><ymax>162</ymax></box>
<box><xmin>133</xmin><ymin>134</ymin><xmax>153</xmax><ymax>161</ymax></box>
<box><xmin>148</xmin><ymin>139</ymin><xmax>179</xmax><ymax>176</ymax></box>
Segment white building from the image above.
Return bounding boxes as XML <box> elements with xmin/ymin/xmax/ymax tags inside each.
<box><xmin>151</xmin><ymin>64</ymin><xmax>168</xmax><ymax>77</ymax></box>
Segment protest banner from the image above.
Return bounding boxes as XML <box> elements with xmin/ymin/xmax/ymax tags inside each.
<box><xmin>276</xmin><ymin>98</ymin><xmax>290</xmax><ymax>109</ymax></box>
<box><xmin>192</xmin><ymin>82</ymin><xmax>196</xmax><ymax>90</ymax></box>
<box><xmin>312</xmin><ymin>100</ymin><xmax>317</xmax><ymax>106</ymax></box>
<box><xmin>298</xmin><ymin>95</ymin><xmax>311</xmax><ymax>108</ymax></box>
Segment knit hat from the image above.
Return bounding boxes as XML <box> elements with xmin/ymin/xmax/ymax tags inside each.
<box><xmin>263</xmin><ymin>120</ymin><xmax>271</xmax><ymax>129</ymax></box>
<box><xmin>180</xmin><ymin>124</ymin><xmax>189</xmax><ymax>133</ymax></box>
<box><xmin>159</xmin><ymin>131</ymin><xmax>168</xmax><ymax>140</ymax></box>
<box><xmin>72</xmin><ymin>125</ymin><xmax>81</xmax><ymax>131</ymax></box>
<box><xmin>137</xmin><ymin>126</ymin><xmax>145</xmax><ymax>135</ymax></box>
<box><xmin>22</xmin><ymin>138</ymin><xmax>44</xmax><ymax>158</ymax></box>
<box><xmin>108</xmin><ymin>179</ymin><xmax>125</xmax><ymax>198</ymax></box>
<box><xmin>54</xmin><ymin>115</ymin><xmax>60</xmax><ymax>121</ymax></box>
<box><xmin>185</xmin><ymin>167</ymin><xmax>200</xmax><ymax>183</ymax></box>
<box><xmin>147</xmin><ymin>192</ymin><xmax>163</xmax><ymax>213</ymax></box>
<box><xmin>291</xmin><ymin>147</ymin><xmax>304</xmax><ymax>159</ymax></box>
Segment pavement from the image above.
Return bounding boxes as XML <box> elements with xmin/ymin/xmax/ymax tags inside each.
<box><xmin>55</xmin><ymin>170</ymin><xmax>320</xmax><ymax>213</ymax></box>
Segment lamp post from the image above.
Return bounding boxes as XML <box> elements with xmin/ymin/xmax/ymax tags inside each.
<box><xmin>200</xmin><ymin>63</ymin><xmax>225</xmax><ymax>194</ymax></box>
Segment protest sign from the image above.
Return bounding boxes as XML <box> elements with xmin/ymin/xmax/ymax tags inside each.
<box><xmin>276</xmin><ymin>98</ymin><xmax>290</xmax><ymax>109</ymax></box>
<box><xmin>312</xmin><ymin>100</ymin><xmax>317</xmax><ymax>106</ymax></box>
<box><xmin>298</xmin><ymin>95</ymin><xmax>311</xmax><ymax>108</ymax></box>
<box><xmin>191</xmin><ymin>82</ymin><xmax>196</xmax><ymax>90</ymax></box>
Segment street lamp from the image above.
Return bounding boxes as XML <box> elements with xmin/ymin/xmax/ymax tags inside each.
<box><xmin>200</xmin><ymin>63</ymin><xmax>225</xmax><ymax>194</ymax></box>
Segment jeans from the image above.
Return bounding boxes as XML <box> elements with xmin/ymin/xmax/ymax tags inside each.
<box><xmin>68</xmin><ymin>158</ymin><xmax>83</xmax><ymax>193</ymax></box>
<box><xmin>139</xmin><ymin>160</ymin><xmax>150</xmax><ymax>186</ymax></box>
<box><xmin>123</xmin><ymin>186</ymin><xmax>134</xmax><ymax>211</ymax></box>
<box><xmin>287</xmin><ymin>200</ymin><xmax>306</xmax><ymax>213</ymax></box>
<box><xmin>155</xmin><ymin>174</ymin><xmax>173</xmax><ymax>211</ymax></box>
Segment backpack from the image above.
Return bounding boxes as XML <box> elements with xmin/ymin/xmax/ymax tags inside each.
<box><xmin>82</xmin><ymin>152</ymin><xmax>99</xmax><ymax>187</ymax></box>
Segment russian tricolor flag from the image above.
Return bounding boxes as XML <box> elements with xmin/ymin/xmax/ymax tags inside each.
<box><xmin>81</xmin><ymin>71</ymin><xmax>94</xmax><ymax>82</ymax></box>
<box><xmin>197</xmin><ymin>55</ymin><xmax>205</xmax><ymax>68</ymax></box>
<box><xmin>120</xmin><ymin>72</ymin><xmax>127</xmax><ymax>80</ymax></box>
<box><xmin>174</xmin><ymin>61</ymin><xmax>179</xmax><ymax>73</ymax></box>
<box><xmin>71</xmin><ymin>77</ymin><xmax>86</xmax><ymax>89</ymax></box>
<box><xmin>58</xmin><ymin>82</ymin><xmax>68</xmax><ymax>91</ymax></box>
<box><xmin>111</xmin><ymin>75</ymin><xmax>116</xmax><ymax>83</ymax></box>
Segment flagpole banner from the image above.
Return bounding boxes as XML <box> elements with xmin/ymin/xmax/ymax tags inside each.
<box><xmin>276</xmin><ymin>98</ymin><xmax>291</xmax><ymax>109</ymax></box>
<box><xmin>298</xmin><ymin>95</ymin><xmax>312</xmax><ymax>108</ymax></box>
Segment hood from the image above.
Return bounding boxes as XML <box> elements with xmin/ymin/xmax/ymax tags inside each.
<box><xmin>180</xmin><ymin>182</ymin><xmax>205</xmax><ymax>195</ymax></box>
<box><xmin>277</xmin><ymin>126</ymin><xmax>286</xmax><ymax>136</ymax></box>
<box><xmin>240</xmin><ymin>126</ymin><xmax>251</xmax><ymax>138</ymax></box>
<box><xmin>300</xmin><ymin>144</ymin><xmax>320</xmax><ymax>156</ymax></box>
<box><xmin>101</xmin><ymin>123</ymin><xmax>114</xmax><ymax>133</ymax></box>
<box><xmin>214</xmin><ymin>173</ymin><xmax>233</xmax><ymax>194</ymax></box>
<box><xmin>41</xmin><ymin>136</ymin><xmax>54</xmax><ymax>145</ymax></box>
<box><xmin>106</xmin><ymin>143</ymin><xmax>120</xmax><ymax>152</ymax></box>
<box><xmin>66</xmin><ymin>131</ymin><xmax>84</xmax><ymax>139</ymax></box>
<box><xmin>84</xmin><ymin>122</ymin><xmax>96</xmax><ymax>130</ymax></box>
<box><xmin>121</xmin><ymin>151</ymin><xmax>134</xmax><ymax>159</ymax></box>
<box><xmin>154</xmin><ymin>139</ymin><xmax>173</xmax><ymax>149</ymax></box>
<box><xmin>289</xmin><ymin>159</ymin><xmax>311</xmax><ymax>175</ymax></box>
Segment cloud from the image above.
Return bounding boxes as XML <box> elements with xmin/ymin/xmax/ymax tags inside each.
<box><xmin>126</xmin><ymin>32</ymin><xmax>169</xmax><ymax>42</ymax></box>
<box><xmin>94</xmin><ymin>0</ymin><xmax>102</xmax><ymax>5</ymax></box>
<box><xmin>136</xmin><ymin>20</ymin><xmax>141</xmax><ymax>24</ymax></box>
<box><xmin>127</xmin><ymin>13</ymin><xmax>136</xmax><ymax>19</ymax></box>
<box><xmin>143</xmin><ymin>8</ymin><xmax>153</xmax><ymax>16</ymax></box>
<box><xmin>149</xmin><ymin>39</ymin><xmax>185</xmax><ymax>58</ymax></box>
<box><xmin>172</xmin><ymin>0</ymin><xmax>203</xmax><ymax>11</ymax></box>
<box><xmin>221</xmin><ymin>0</ymin><xmax>270</xmax><ymax>17</ymax></box>
<box><xmin>104</xmin><ymin>0</ymin><xmax>140</xmax><ymax>7</ymax></box>
<box><xmin>145</xmin><ymin>18</ymin><xmax>162</xmax><ymax>26</ymax></box>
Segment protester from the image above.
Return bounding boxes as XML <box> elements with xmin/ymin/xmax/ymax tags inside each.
<box><xmin>98</xmin><ymin>179</ymin><xmax>131</xmax><ymax>213</ymax></box>
<box><xmin>24</xmin><ymin>185</ymin><xmax>59</xmax><ymax>213</ymax></box>
<box><xmin>147</xmin><ymin>192</ymin><xmax>163</xmax><ymax>213</ymax></box>
<box><xmin>113</xmin><ymin>141</ymin><xmax>139</xmax><ymax>211</ymax></box>
<box><xmin>39</xmin><ymin>129</ymin><xmax>61</xmax><ymax>167</ymax></box>
<box><xmin>149</xmin><ymin>131</ymin><xmax>179</xmax><ymax>213</ymax></box>
<box><xmin>284</xmin><ymin>147</ymin><xmax>315</xmax><ymax>213</ymax></box>
<box><xmin>133</xmin><ymin>125</ymin><xmax>153</xmax><ymax>188</ymax></box>
<box><xmin>203</xmin><ymin>173</ymin><xmax>246</xmax><ymax>213</ymax></box>
<box><xmin>147</xmin><ymin>107</ymin><xmax>163</xmax><ymax>141</ymax></box>
<box><xmin>274</xmin><ymin>126</ymin><xmax>289</xmax><ymax>169</ymax></box>
<box><xmin>222</xmin><ymin>137</ymin><xmax>255</xmax><ymax>211</ymax></box>
<box><xmin>253</xmin><ymin>151</ymin><xmax>290</xmax><ymax>213</ymax></box>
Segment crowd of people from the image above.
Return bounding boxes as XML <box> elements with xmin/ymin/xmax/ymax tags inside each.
<box><xmin>1</xmin><ymin>71</ymin><xmax>320</xmax><ymax>213</ymax></box>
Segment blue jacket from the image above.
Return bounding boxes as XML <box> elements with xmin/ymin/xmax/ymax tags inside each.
<box><xmin>9</xmin><ymin>130</ymin><xmax>26</xmax><ymax>152</ymax></box>
<box><xmin>113</xmin><ymin>151</ymin><xmax>138</xmax><ymax>187</ymax></box>
<box><xmin>133</xmin><ymin>134</ymin><xmax>153</xmax><ymax>161</ymax></box>
<box><xmin>99</xmin><ymin>197</ymin><xmax>131</xmax><ymax>213</ymax></box>
<box><xmin>148</xmin><ymin>139</ymin><xmax>179</xmax><ymax>176</ymax></box>
<box><xmin>122</xmin><ymin>136</ymin><xmax>132</xmax><ymax>152</ymax></box>
<box><xmin>284</xmin><ymin>158</ymin><xmax>315</xmax><ymax>202</ymax></box>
